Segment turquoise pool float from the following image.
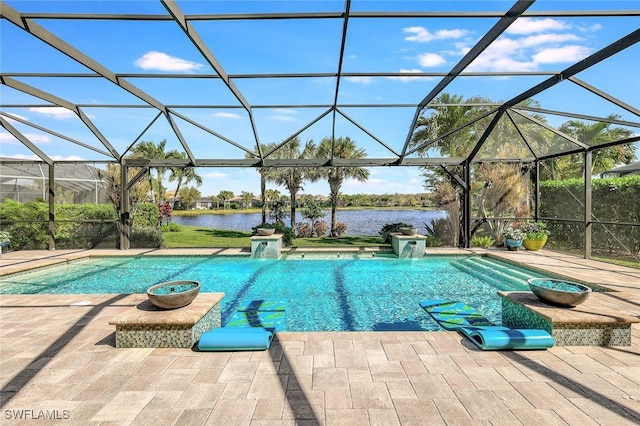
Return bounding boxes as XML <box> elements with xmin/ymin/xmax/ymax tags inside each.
<box><xmin>419</xmin><ymin>299</ymin><xmax>554</xmax><ymax>350</ymax></box>
<box><xmin>419</xmin><ymin>299</ymin><xmax>494</xmax><ymax>330</ymax></box>
<box><xmin>198</xmin><ymin>299</ymin><xmax>287</xmax><ymax>351</ymax></box>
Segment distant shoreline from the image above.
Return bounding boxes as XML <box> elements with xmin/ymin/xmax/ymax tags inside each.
<box><xmin>172</xmin><ymin>206</ymin><xmax>440</xmax><ymax>216</ymax></box>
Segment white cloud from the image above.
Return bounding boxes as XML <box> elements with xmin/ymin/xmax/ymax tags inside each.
<box><xmin>578</xmin><ymin>23</ymin><xmax>602</xmax><ymax>33</ymax></box>
<box><xmin>213</xmin><ymin>112</ymin><xmax>241</xmax><ymax>119</ymax></box>
<box><xmin>507</xmin><ymin>18</ymin><xmax>571</xmax><ymax>35</ymax></box>
<box><xmin>386</xmin><ymin>69</ymin><xmax>430</xmax><ymax>82</ymax></box>
<box><xmin>0</xmin><ymin>132</ymin><xmax>51</xmax><ymax>144</ymax></box>
<box><xmin>273</xmin><ymin>108</ymin><xmax>297</xmax><ymax>115</ymax></box>
<box><xmin>51</xmin><ymin>155</ymin><xmax>85</xmax><ymax>161</ymax></box>
<box><xmin>28</xmin><ymin>107</ymin><xmax>76</xmax><ymax>120</ymax></box>
<box><xmin>134</xmin><ymin>51</ymin><xmax>204</xmax><ymax>72</ymax></box>
<box><xmin>404</xmin><ymin>26</ymin><xmax>469</xmax><ymax>42</ymax></box>
<box><xmin>417</xmin><ymin>53</ymin><xmax>446</xmax><ymax>67</ymax></box>
<box><xmin>0</xmin><ymin>153</ymin><xmax>83</xmax><ymax>161</ymax></box>
<box><xmin>532</xmin><ymin>45</ymin><xmax>592</xmax><ymax>64</ymax></box>
<box><xmin>203</xmin><ymin>171</ymin><xmax>229</xmax><ymax>179</ymax></box>
<box><xmin>0</xmin><ymin>133</ymin><xmax>18</xmax><ymax>143</ymax></box>
<box><xmin>519</xmin><ymin>33</ymin><xmax>582</xmax><ymax>48</ymax></box>
<box><xmin>345</xmin><ymin>76</ymin><xmax>374</xmax><ymax>85</ymax></box>
<box><xmin>466</xmin><ymin>19</ymin><xmax>593</xmax><ymax>72</ymax></box>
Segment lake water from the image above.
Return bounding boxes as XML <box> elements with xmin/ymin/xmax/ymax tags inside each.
<box><xmin>172</xmin><ymin>209</ymin><xmax>447</xmax><ymax>236</ymax></box>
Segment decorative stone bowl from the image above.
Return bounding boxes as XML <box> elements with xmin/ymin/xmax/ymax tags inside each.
<box><xmin>147</xmin><ymin>280</ymin><xmax>201</xmax><ymax>310</ymax></box>
<box><xmin>256</xmin><ymin>228</ymin><xmax>276</xmax><ymax>236</ymax></box>
<box><xmin>528</xmin><ymin>278</ymin><xmax>592</xmax><ymax>307</ymax></box>
<box><xmin>399</xmin><ymin>227</ymin><xmax>418</xmax><ymax>235</ymax></box>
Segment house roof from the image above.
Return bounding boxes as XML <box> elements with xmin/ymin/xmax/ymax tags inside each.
<box><xmin>602</xmin><ymin>161</ymin><xmax>640</xmax><ymax>177</ymax></box>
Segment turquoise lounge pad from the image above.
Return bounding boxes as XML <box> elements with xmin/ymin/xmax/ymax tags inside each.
<box><xmin>198</xmin><ymin>327</ymin><xmax>273</xmax><ymax>351</ymax></box>
<box><xmin>225</xmin><ymin>309</ymin><xmax>286</xmax><ymax>332</ymax></box>
<box><xmin>419</xmin><ymin>300</ymin><xmax>494</xmax><ymax>330</ymax></box>
<box><xmin>459</xmin><ymin>327</ymin><xmax>554</xmax><ymax>350</ymax></box>
<box><xmin>236</xmin><ymin>299</ymin><xmax>287</xmax><ymax>312</ymax></box>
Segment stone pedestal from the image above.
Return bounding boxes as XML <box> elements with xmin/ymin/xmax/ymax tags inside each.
<box><xmin>109</xmin><ymin>293</ymin><xmax>224</xmax><ymax>348</ymax></box>
<box><xmin>499</xmin><ymin>291</ymin><xmax>639</xmax><ymax>346</ymax></box>
<box><xmin>390</xmin><ymin>234</ymin><xmax>426</xmax><ymax>258</ymax></box>
<box><xmin>251</xmin><ymin>234</ymin><xmax>283</xmax><ymax>259</ymax></box>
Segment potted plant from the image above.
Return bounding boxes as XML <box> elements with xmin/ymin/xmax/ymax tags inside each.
<box><xmin>254</xmin><ymin>223</ymin><xmax>276</xmax><ymax>236</ymax></box>
<box><xmin>522</xmin><ymin>221</ymin><xmax>550</xmax><ymax>251</ymax></box>
<box><xmin>502</xmin><ymin>225</ymin><xmax>526</xmax><ymax>251</ymax></box>
<box><xmin>399</xmin><ymin>225</ymin><xmax>418</xmax><ymax>235</ymax></box>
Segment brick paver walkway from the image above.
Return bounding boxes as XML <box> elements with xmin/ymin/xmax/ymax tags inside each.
<box><xmin>1</xmin><ymin>249</ymin><xmax>639</xmax><ymax>425</ymax></box>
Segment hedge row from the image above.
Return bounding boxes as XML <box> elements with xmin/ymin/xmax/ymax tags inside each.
<box><xmin>0</xmin><ymin>200</ymin><xmax>162</xmax><ymax>250</ymax></box>
<box><xmin>540</xmin><ymin>175</ymin><xmax>640</xmax><ymax>255</ymax></box>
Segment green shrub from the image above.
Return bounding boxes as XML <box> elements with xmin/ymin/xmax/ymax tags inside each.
<box><xmin>252</xmin><ymin>222</ymin><xmax>295</xmax><ymax>246</ymax></box>
<box><xmin>130</xmin><ymin>227</ymin><xmax>164</xmax><ymax>248</ymax></box>
<box><xmin>161</xmin><ymin>222</ymin><xmax>180</xmax><ymax>232</ymax></box>
<box><xmin>424</xmin><ymin>235</ymin><xmax>443</xmax><ymax>247</ymax></box>
<box><xmin>274</xmin><ymin>223</ymin><xmax>295</xmax><ymax>246</ymax></box>
<box><xmin>0</xmin><ymin>200</ymin><xmax>49</xmax><ymax>249</ymax></box>
<box><xmin>540</xmin><ymin>175</ymin><xmax>640</xmax><ymax>255</ymax></box>
<box><xmin>55</xmin><ymin>203</ymin><xmax>117</xmax><ymax>249</ymax></box>
<box><xmin>471</xmin><ymin>235</ymin><xmax>495</xmax><ymax>248</ymax></box>
<box><xmin>134</xmin><ymin>203</ymin><xmax>160</xmax><ymax>228</ymax></box>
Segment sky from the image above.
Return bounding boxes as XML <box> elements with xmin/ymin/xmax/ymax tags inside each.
<box><xmin>1</xmin><ymin>0</ymin><xmax>638</xmax><ymax>198</ymax></box>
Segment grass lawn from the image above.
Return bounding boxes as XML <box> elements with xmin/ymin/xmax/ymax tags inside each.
<box><xmin>162</xmin><ymin>225</ymin><xmax>389</xmax><ymax>248</ymax></box>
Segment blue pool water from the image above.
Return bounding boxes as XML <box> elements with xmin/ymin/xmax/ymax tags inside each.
<box><xmin>0</xmin><ymin>254</ymin><xmax>548</xmax><ymax>331</ymax></box>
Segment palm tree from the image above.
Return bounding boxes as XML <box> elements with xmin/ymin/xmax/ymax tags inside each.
<box><xmin>168</xmin><ymin>153</ymin><xmax>203</xmax><ymax>208</ymax></box>
<box><xmin>316</xmin><ymin>136</ymin><xmax>369</xmax><ymax>236</ymax></box>
<box><xmin>411</xmin><ymin>93</ymin><xmax>492</xmax><ymax>159</ymax></box>
<box><xmin>247</xmin><ymin>143</ymin><xmax>275</xmax><ymax>223</ymax></box>
<box><xmin>558</xmin><ymin>116</ymin><xmax>635</xmax><ymax>177</ymax></box>
<box><xmin>268</xmin><ymin>137</ymin><xmax>317</xmax><ymax>228</ymax></box>
<box><xmin>241</xmin><ymin>191</ymin><xmax>254</xmax><ymax>209</ymax></box>
<box><xmin>265</xmin><ymin>188</ymin><xmax>280</xmax><ymax>209</ymax></box>
<box><xmin>130</xmin><ymin>139</ymin><xmax>182</xmax><ymax>202</ymax></box>
<box><xmin>218</xmin><ymin>190</ymin><xmax>234</xmax><ymax>209</ymax></box>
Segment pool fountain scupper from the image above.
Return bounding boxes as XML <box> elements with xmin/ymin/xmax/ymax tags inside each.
<box><xmin>391</xmin><ymin>233</ymin><xmax>426</xmax><ymax>258</ymax></box>
<box><xmin>251</xmin><ymin>234</ymin><xmax>283</xmax><ymax>259</ymax></box>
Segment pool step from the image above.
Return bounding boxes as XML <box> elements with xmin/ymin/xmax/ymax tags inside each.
<box><xmin>452</xmin><ymin>257</ymin><xmax>533</xmax><ymax>291</ymax></box>
<box><xmin>466</xmin><ymin>257</ymin><xmax>539</xmax><ymax>283</ymax></box>
<box><xmin>452</xmin><ymin>261</ymin><xmax>517</xmax><ymax>291</ymax></box>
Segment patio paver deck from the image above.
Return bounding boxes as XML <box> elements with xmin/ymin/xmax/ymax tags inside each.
<box><xmin>1</xmin><ymin>248</ymin><xmax>639</xmax><ymax>425</ymax></box>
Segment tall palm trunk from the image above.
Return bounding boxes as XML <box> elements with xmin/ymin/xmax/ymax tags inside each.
<box><xmin>260</xmin><ymin>172</ymin><xmax>267</xmax><ymax>224</ymax></box>
<box><xmin>290</xmin><ymin>190</ymin><xmax>298</xmax><ymax>228</ymax></box>
<box><xmin>328</xmin><ymin>172</ymin><xmax>341</xmax><ymax>236</ymax></box>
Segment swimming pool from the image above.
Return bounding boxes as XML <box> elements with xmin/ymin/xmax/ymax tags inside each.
<box><xmin>0</xmin><ymin>254</ymin><xmax>549</xmax><ymax>331</ymax></box>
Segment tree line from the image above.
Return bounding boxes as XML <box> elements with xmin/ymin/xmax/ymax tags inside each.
<box><xmin>101</xmin><ymin>92</ymin><xmax>636</xmax><ymax>244</ymax></box>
